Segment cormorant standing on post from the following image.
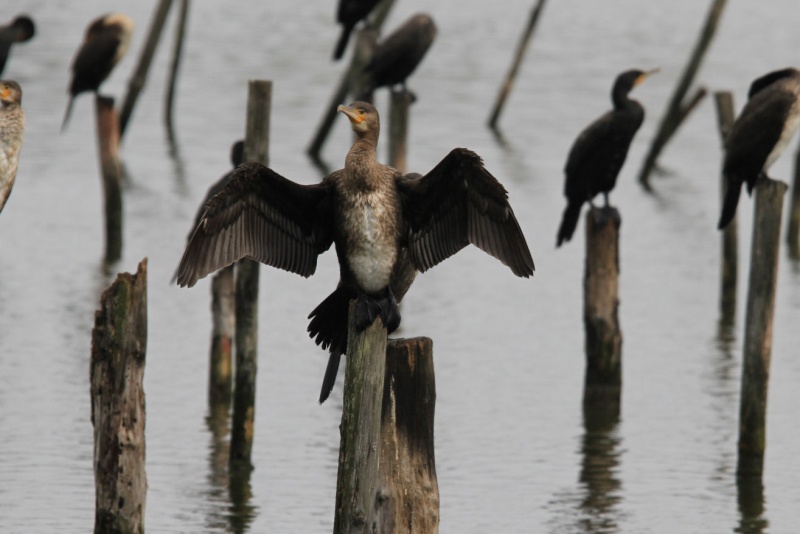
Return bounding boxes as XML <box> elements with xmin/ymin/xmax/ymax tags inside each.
<box><xmin>62</xmin><ymin>13</ymin><xmax>134</xmax><ymax>132</ymax></box>
<box><xmin>556</xmin><ymin>69</ymin><xmax>657</xmax><ymax>247</ymax></box>
<box><xmin>717</xmin><ymin>67</ymin><xmax>800</xmax><ymax>229</ymax></box>
<box><xmin>175</xmin><ymin>101</ymin><xmax>535</xmax><ymax>402</ymax></box>
<box><xmin>0</xmin><ymin>80</ymin><xmax>25</xmax><ymax>214</ymax></box>
<box><xmin>0</xmin><ymin>16</ymin><xmax>35</xmax><ymax>77</ymax></box>
<box><xmin>360</xmin><ymin>13</ymin><xmax>437</xmax><ymax>101</ymax></box>
<box><xmin>333</xmin><ymin>0</ymin><xmax>380</xmax><ymax>61</ymax></box>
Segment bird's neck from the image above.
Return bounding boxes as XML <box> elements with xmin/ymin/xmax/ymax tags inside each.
<box><xmin>343</xmin><ymin>136</ymin><xmax>386</xmax><ymax>190</ymax></box>
<box><xmin>612</xmin><ymin>91</ymin><xmax>636</xmax><ymax>111</ymax></box>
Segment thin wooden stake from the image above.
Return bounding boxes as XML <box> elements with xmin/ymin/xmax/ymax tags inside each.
<box><xmin>119</xmin><ymin>0</ymin><xmax>174</xmax><ymax>139</ymax></box>
<box><xmin>229</xmin><ymin>80</ymin><xmax>271</xmax><ymax>470</ymax></box>
<box><xmin>95</xmin><ymin>95</ymin><xmax>123</xmax><ymax>264</ymax></box>
<box><xmin>388</xmin><ymin>90</ymin><xmax>412</xmax><ymax>173</ymax></box>
<box><xmin>376</xmin><ymin>337</ymin><xmax>439</xmax><ymax>534</ymax></box>
<box><xmin>209</xmin><ymin>264</ymin><xmax>235</xmax><ymax>407</ymax></box>
<box><xmin>638</xmin><ymin>0</ymin><xmax>727</xmax><ymax>189</ymax></box>
<box><xmin>487</xmin><ymin>0</ymin><xmax>548</xmax><ymax>131</ymax></box>
<box><xmin>334</xmin><ymin>304</ymin><xmax>388</xmax><ymax>534</ymax></box>
<box><xmin>164</xmin><ymin>0</ymin><xmax>190</xmax><ymax>133</ymax></box>
<box><xmin>91</xmin><ymin>258</ymin><xmax>148</xmax><ymax>534</ymax></box>
<box><xmin>737</xmin><ymin>177</ymin><xmax>787</xmax><ymax>477</ymax></box>
<box><xmin>786</xmin><ymin>146</ymin><xmax>800</xmax><ymax>257</ymax></box>
<box><xmin>583</xmin><ymin>207</ymin><xmax>622</xmax><ymax>415</ymax></box>
<box><xmin>714</xmin><ymin>91</ymin><xmax>737</xmax><ymax>323</ymax></box>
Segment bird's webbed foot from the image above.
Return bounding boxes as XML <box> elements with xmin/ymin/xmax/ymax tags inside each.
<box><xmin>353</xmin><ymin>289</ymin><xmax>401</xmax><ymax>333</ymax></box>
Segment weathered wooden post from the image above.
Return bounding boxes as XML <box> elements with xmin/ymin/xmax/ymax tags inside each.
<box><xmin>209</xmin><ymin>264</ymin><xmax>235</xmax><ymax>407</ymax></box>
<box><xmin>375</xmin><ymin>337</ymin><xmax>439</xmax><ymax>533</ymax></box>
<box><xmin>737</xmin><ymin>177</ymin><xmax>787</xmax><ymax>477</ymax></box>
<box><xmin>786</xmin><ymin>147</ymin><xmax>800</xmax><ymax>257</ymax></box>
<box><xmin>583</xmin><ymin>207</ymin><xmax>622</xmax><ymax>416</ymax></box>
<box><xmin>334</xmin><ymin>304</ymin><xmax>388</xmax><ymax>534</ymax></box>
<box><xmin>229</xmin><ymin>80</ymin><xmax>271</xmax><ymax>470</ymax></box>
<box><xmin>388</xmin><ymin>90</ymin><xmax>413</xmax><ymax>173</ymax></box>
<box><xmin>487</xmin><ymin>0</ymin><xmax>548</xmax><ymax>131</ymax></box>
<box><xmin>119</xmin><ymin>0</ymin><xmax>174</xmax><ymax>138</ymax></box>
<box><xmin>90</xmin><ymin>258</ymin><xmax>148</xmax><ymax>534</ymax></box>
<box><xmin>95</xmin><ymin>95</ymin><xmax>123</xmax><ymax>264</ymax></box>
<box><xmin>638</xmin><ymin>0</ymin><xmax>727</xmax><ymax>190</ymax></box>
<box><xmin>164</xmin><ymin>0</ymin><xmax>190</xmax><ymax>133</ymax></box>
<box><xmin>714</xmin><ymin>91</ymin><xmax>737</xmax><ymax>323</ymax></box>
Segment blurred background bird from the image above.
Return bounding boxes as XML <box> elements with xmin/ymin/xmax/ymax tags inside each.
<box><xmin>0</xmin><ymin>80</ymin><xmax>25</xmax><ymax>214</ymax></box>
<box><xmin>333</xmin><ymin>0</ymin><xmax>380</xmax><ymax>61</ymax></box>
<box><xmin>360</xmin><ymin>13</ymin><xmax>437</xmax><ymax>101</ymax></box>
<box><xmin>717</xmin><ymin>67</ymin><xmax>800</xmax><ymax>229</ymax></box>
<box><xmin>0</xmin><ymin>15</ymin><xmax>35</xmax><ymax>77</ymax></box>
<box><xmin>62</xmin><ymin>13</ymin><xmax>134</xmax><ymax>132</ymax></box>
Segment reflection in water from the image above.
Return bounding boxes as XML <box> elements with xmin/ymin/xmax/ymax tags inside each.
<box><xmin>736</xmin><ymin>475</ymin><xmax>768</xmax><ymax>534</ymax></box>
<box><xmin>204</xmin><ymin>402</ymin><xmax>259</xmax><ymax>533</ymax></box>
<box><xmin>165</xmin><ymin>126</ymin><xmax>189</xmax><ymax>196</ymax></box>
<box><xmin>577</xmin><ymin>405</ymin><xmax>622</xmax><ymax>534</ymax></box>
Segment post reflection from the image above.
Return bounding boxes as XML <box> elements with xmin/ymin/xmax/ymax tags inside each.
<box><xmin>735</xmin><ymin>475</ymin><xmax>768</xmax><ymax>534</ymax></box>
<box><xmin>577</xmin><ymin>402</ymin><xmax>622</xmax><ymax>534</ymax></box>
<box><xmin>204</xmin><ymin>401</ymin><xmax>259</xmax><ymax>533</ymax></box>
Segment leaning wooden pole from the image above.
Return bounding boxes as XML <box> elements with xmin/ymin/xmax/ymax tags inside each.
<box><xmin>334</xmin><ymin>304</ymin><xmax>388</xmax><ymax>534</ymax></box>
<box><xmin>487</xmin><ymin>0</ymin><xmax>548</xmax><ymax>131</ymax></box>
<box><xmin>119</xmin><ymin>0</ymin><xmax>174</xmax><ymax>139</ymax></box>
<box><xmin>583</xmin><ymin>207</ymin><xmax>622</xmax><ymax>416</ymax></box>
<box><xmin>714</xmin><ymin>91</ymin><xmax>737</xmax><ymax>323</ymax></box>
<box><xmin>388</xmin><ymin>90</ymin><xmax>413</xmax><ymax>173</ymax></box>
<box><xmin>637</xmin><ymin>0</ymin><xmax>727</xmax><ymax>189</ymax></box>
<box><xmin>90</xmin><ymin>258</ymin><xmax>148</xmax><ymax>534</ymax></box>
<box><xmin>737</xmin><ymin>177</ymin><xmax>787</xmax><ymax>478</ymax></box>
<box><xmin>164</xmin><ymin>0</ymin><xmax>190</xmax><ymax>133</ymax></box>
<box><xmin>95</xmin><ymin>96</ymin><xmax>123</xmax><ymax>264</ymax></box>
<box><xmin>229</xmin><ymin>80</ymin><xmax>271</xmax><ymax>471</ymax></box>
<box><xmin>786</xmin><ymin>146</ymin><xmax>800</xmax><ymax>257</ymax></box>
<box><xmin>375</xmin><ymin>337</ymin><xmax>439</xmax><ymax>534</ymax></box>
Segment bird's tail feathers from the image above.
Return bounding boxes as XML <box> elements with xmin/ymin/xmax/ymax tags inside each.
<box><xmin>718</xmin><ymin>177</ymin><xmax>742</xmax><ymax>230</ymax></box>
<box><xmin>319</xmin><ymin>351</ymin><xmax>342</xmax><ymax>404</ymax></box>
<box><xmin>308</xmin><ymin>285</ymin><xmax>352</xmax><ymax>356</ymax></box>
<box><xmin>61</xmin><ymin>96</ymin><xmax>75</xmax><ymax>133</ymax></box>
<box><xmin>333</xmin><ymin>26</ymin><xmax>352</xmax><ymax>60</ymax></box>
<box><xmin>556</xmin><ymin>201</ymin><xmax>583</xmax><ymax>247</ymax></box>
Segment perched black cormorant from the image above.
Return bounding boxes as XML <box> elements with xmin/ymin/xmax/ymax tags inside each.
<box><xmin>0</xmin><ymin>80</ymin><xmax>24</xmax><ymax>214</ymax></box>
<box><xmin>62</xmin><ymin>13</ymin><xmax>134</xmax><ymax>132</ymax></box>
<box><xmin>556</xmin><ymin>69</ymin><xmax>657</xmax><ymax>247</ymax></box>
<box><xmin>175</xmin><ymin>101</ymin><xmax>535</xmax><ymax>402</ymax></box>
<box><xmin>333</xmin><ymin>0</ymin><xmax>380</xmax><ymax>61</ymax></box>
<box><xmin>361</xmin><ymin>13</ymin><xmax>437</xmax><ymax>100</ymax></box>
<box><xmin>0</xmin><ymin>16</ymin><xmax>35</xmax><ymax>77</ymax></box>
<box><xmin>718</xmin><ymin>67</ymin><xmax>800</xmax><ymax>230</ymax></box>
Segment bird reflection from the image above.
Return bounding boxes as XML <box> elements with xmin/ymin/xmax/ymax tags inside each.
<box><xmin>577</xmin><ymin>405</ymin><xmax>622</xmax><ymax>533</ymax></box>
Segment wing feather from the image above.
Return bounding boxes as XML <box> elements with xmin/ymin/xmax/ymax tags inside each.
<box><xmin>175</xmin><ymin>162</ymin><xmax>334</xmax><ymax>287</ymax></box>
<box><xmin>398</xmin><ymin>148</ymin><xmax>534</xmax><ymax>277</ymax></box>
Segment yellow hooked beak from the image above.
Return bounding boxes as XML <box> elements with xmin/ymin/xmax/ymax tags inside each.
<box><xmin>0</xmin><ymin>85</ymin><xmax>9</xmax><ymax>100</ymax></box>
<box><xmin>635</xmin><ymin>68</ymin><xmax>660</xmax><ymax>86</ymax></box>
<box><xmin>337</xmin><ymin>104</ymin><xmax>365</xmax><ymax>125</ymax></box>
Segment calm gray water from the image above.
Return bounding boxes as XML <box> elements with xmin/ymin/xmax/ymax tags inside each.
<box><xmin>1</xmin><ymin>1</ymin><xmax>799</xmax><ymax>532</ymax></box>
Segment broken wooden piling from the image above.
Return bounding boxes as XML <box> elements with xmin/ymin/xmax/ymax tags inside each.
<box><xmin>95</xmin><ymin>95</ymin><xmax>123</xmax><ymax>264</ymax></box>
<box><xmin>487</xmin><ymin>0</ymin><xmax>548</xmax><ymax>131</ymax></box>
<box><xmin>737</xmin><ymin>177</ymin><xmax>787</xmax><ymax>477</ymax></box>
<box><xmin>637</xmin><ymin>0</ymin><xmax>727</xmax><ymax>189</ymax></box>
<box><xmin>90</xmin><ymin>258</ymin><xmax>148</xmax><ymax>534</ymax></box>
<box><xmin>583</xmin><ymin>207</ymin><xmax>622</xmax><ymax>416</ymax></box>
<box><xmin>376</xmin><ymin>337</ymin><xmax>439</xmax><ymax>533</ymax></box>
<box><xmin>334</xmin><ymin>304</ymin><xmax>388</xmax><ymax>534</ymax></box>
<box><xmin>229</xmin><ymin>80</ymin><xmax>271</xmax><ymax>470</ymax></box>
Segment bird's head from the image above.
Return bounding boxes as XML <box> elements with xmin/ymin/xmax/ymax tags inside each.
<box><xmin>11</xmin><ymin>15</ymin><xmax>35</xmax><ymax>42</ymax></box>
<box><xmin>617</xmin><ymin>68</ymin><xmax>659</xmax><ymax>93</ymax></box>
<box><xmin>338</xmin><ymin>101</ymin><xmax>379</xmax><ymax>137</ymax></box>
<box><xmin>0</xmin><ymin>81</ymin><xmax>22</xmax><ymax>107</ymax></box>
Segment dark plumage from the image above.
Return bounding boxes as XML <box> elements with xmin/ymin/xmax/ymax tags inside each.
<box><xmin>556</xmin><ymin>69</ymin><xmax>657</xmax><ymax>247</ymax></box>
<box><xmin>361</xmin><ymin>13</ymin><xmax>437</xmax><ymax>100</ymax></box>
<box><xmin>175</xmin><ymin>101</ymin><xmax>534</xmax><ymax>403</ymax></box>
<box><xmin>0</xmin><ymin>15</ymin><xmax>35</xmax><ymax>77</ymax></box>
<box><xmin>334</xmin><ymin>0</ymin><xmax>380</xmax><ymax>61</ymax></box>
<box><xmin>62</xmin><ymin>13</ymin><xmax>134</xmax><ymax>132</ymax></box>
<box><xmin>0</xmin><ymin>80</ymin><xmax>24</xmax><ymax>214</ymax></box>
<box><xmin>718</xmin><ymin>67</ymin><xmax>800</xmax><ymax>230</ymax></box>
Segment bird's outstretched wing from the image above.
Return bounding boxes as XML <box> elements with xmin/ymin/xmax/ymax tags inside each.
<box><xmin>175</xmin><ymin>162</ymin><xmax>335</xmax><ymax>287</ymax></box>
<box><xmin>398</xmin><ymin>148</ymin><xmax>534</xmax><ymax>277</ymax></box>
